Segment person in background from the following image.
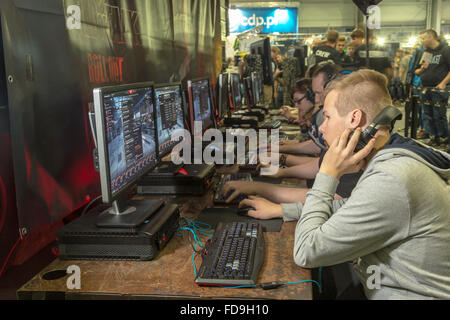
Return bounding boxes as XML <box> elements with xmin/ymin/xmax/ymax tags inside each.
<box><xmin>406</xmin><ymin>43</ymin><xmax>426</xmax><ymax>138</ymax></box>
<box><xmin>271</xmin><ymin>46</ymin><xmax>284</xmax><ymax>109</ymax></box>
<box><xmin>398</xmin><ymin>48</ymin><xmax>412</xmax><ymax>101</ymax></box>
<box><xmin>415</xmin><ymin>29</ymin><xmax>450</xmax><ymax>148</ymax></box>
<box><xmin>314</xmin><ymin>30</ymin><xmax>341</xmax><ymax>65</ymax></box>
<box><xmin>350</xmin><ymin>28</ymin><xmax>365</xmax><ymax>48</ymax></box>
<box><xmin>391</xmin><ymin>49</ymin><xmax>404</xmax><ymax>103</ymax></box>
<box><xmin>273</xmin><ymin>46</ymin><xmax>301</xmax><ymax>108</ymax></box>
<box><xmin>336</xmin><ymin>36</ymin><xmax>352</xmax><ymax>66</ymax></box>
<box><xmin>346</xmin><ymin>40</ymin><xmax>360</xmax><ymax>63</ymax></box>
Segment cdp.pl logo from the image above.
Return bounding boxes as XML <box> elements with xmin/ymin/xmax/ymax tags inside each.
<box><xmin>240</xmin><ymin>14</ymin><xmax>279</xmax><ymax>28</ymax></box>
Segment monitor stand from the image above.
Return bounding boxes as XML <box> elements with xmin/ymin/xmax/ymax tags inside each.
<box><xmin>96</xmin><ymin>196</ymin><xmax>164</xmax><ymax>228</ymax></box>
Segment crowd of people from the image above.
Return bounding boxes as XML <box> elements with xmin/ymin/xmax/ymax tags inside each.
<box><xmin>222</xmin><ymin>28</ymin><xmax>450</xmax><ymax>300</ymax></box>
<box><xmin>265</xmin><ymin>28</ymin><xmax>450</xmax><ymax>150</ymax></box>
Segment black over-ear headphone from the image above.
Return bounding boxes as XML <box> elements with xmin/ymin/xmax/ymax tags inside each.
<box><xmin>305</xmin><ymin>87</ymin><xmax>315</xmax><ymax>105</ymax></box>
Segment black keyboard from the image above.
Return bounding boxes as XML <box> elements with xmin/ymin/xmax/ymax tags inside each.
<box><xmin>213</xmin><ymin>173</ymin><xmax>252</xmax><ymax>205</ymax></box>
<box><xmin>195</xmin><ymin>221</ymin><xmax>265</xmax><ymax>286</ymax></box>
<box><xmin>259</xmin><ymin>119</ymin><xmax>281</xmax><ymax>129</ymax></box>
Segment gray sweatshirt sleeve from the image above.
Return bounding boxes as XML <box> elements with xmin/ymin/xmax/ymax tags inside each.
<box><xmin>293</xmin><ymin>172</ymin><xmax>410</xmax><ymax>268</ymax></box>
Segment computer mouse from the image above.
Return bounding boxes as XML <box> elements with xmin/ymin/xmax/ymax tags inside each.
<box><xmin>237</xmin><ymin>206</ymin><xmax>254</xmax><ymax>217</ymax></box>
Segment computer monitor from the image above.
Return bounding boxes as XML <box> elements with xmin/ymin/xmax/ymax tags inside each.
<box><xmin>93</xmin><ymin>82</ymin><xmax>161</xmax><ymax>227</ymax></box>
<box><xmin>243</xmin><ymin>76</ymin><xmax>255</xmax><ymax>109</ymax></box>
<box><xmin>187</xmin><ymin>77</ymin><xmax>216</xmax><ymax>134</ymax></box>
<box><xmin>216</xmin><ymin>73</ymin><xmax>230</xmax><ymax>119</ymax></box>
<box><xmin>251</xmin><ymin>72</ymin><xmax>262</xmax><ymax>106</ymax></box>
<box><xmin>250</xmin><ymin>37</ymin><xmax>273</xmax><ymax>85</ymax></box>
<box><xmin>153</xmin><ymin>83</ymin><xmax>185</xmax><ymax>159</ymax></box>
<box><xmin>229</xmin><ymin>73</ymin><xmax>242</xmax><ymax>110</ymax></box>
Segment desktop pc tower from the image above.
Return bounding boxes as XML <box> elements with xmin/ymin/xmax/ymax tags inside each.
<box><xmin>57</xmin><ymin>201</ymin><xmax>180</xmax><ymax>261</ymax></box>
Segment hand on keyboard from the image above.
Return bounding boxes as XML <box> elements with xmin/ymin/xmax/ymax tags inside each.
<box><xmin>222</xmin><ymin>180</ymin><xmax>255</xmax><ymax>203</ymax></box>
<box><xmin>238</xmin><ymin>196</ymin><xmax>283</xmax><ymax>220</ymax></box>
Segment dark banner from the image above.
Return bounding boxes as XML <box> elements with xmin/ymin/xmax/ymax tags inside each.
<box><xmin>0</xmin><ymin>0</ymin><xmax>220</xmax><ymax>237</ymax></box>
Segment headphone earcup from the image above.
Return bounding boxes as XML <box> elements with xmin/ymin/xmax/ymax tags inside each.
<box><xmin>306</xmin><ymin>88</ymin><xmax>315</xmax><ymax>104</ymax></box>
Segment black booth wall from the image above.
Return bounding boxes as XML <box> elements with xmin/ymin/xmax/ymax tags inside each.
<box><xmin>0</xmin><ymin>0</ymin><xmax>222</xmax><ymax>266</ymax></box>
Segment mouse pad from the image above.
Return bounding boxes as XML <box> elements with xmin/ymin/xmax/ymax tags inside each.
<box><xmin>197</xmin><ymin>207</ymin><xmax>283</xmax><ymax>232</ymax></box>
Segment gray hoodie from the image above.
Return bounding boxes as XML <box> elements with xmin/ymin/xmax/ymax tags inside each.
<box><xmin>282</xmin><ymin>147</ymin><xmax>450</xmax><ymax>299</ymax></box>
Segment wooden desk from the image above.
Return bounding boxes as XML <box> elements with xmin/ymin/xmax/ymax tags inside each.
<box><xmin>17</xmin><ymin>168</ymin><xmax>312</xmax><ymax>300</ymax></box>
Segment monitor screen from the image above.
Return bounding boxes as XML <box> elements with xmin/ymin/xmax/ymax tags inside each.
<box><xmin>154</xmin><ymin>83</ymin><xmax>185</xmax><ymax>158</ymax></box>
<box><xmin>230</xmin><ymin>73</ymin><xmax>242</xmax><ymax>110</ymax></box>
<box><xmin>251</xmin><ymin>72</ymin><xmax>262</xmax><ymax>105</ymax></box>
<box><xmin>243</xmin><ymin>76</ymin><xmax>254</xmax><ymax>109</ymax></box>
<box><xmin>94</xmin><ymin>82</ymin><xmax>158</xmax><ymax>203</ymax></box>
<box><xmin>218</xmin><ymin>73</ymin><xmax>229</xmax><ymax>119</ymax></box>
<box><xmin>188</xmin><ymin>78</ymin><xmax>214</xmax><ymax>133</ymax></box>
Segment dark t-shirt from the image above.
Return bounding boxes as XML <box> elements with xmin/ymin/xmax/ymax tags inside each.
<box><xmin>354</xmin><ymin>44</ymin><xmax>391</xmax><ymax>75</ymax></box>
<box><xmin>314</xmin><ymin>45</ymin><xmax>340</xmax><ymax>65</ymax></box>
<box><xmin>337</xmin><ymin>52</ymin><xmax>353</xmax><ymax>67</ymax></box>
<box><xmin>420</xmin><ymin>42</ymin><xmax>450</xmax><ymax>87</ymax></box>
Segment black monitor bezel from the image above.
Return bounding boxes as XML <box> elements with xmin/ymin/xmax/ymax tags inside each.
<box><xmin>153</xmin><ymin>82</ymin><xmax>186</xmax><ymax>160</ymax></box>
<box><xmin>93</xmin><ymin>81</ymin><xmax>158</xmax><ymax>204</ymax></box>
<box><xmin>251</xmin><ymin>72</ymin><xmax>261</xmax><ymax>105</ymax></box>
<box><xmin>229</xmin><ymin>73</ymin><xmax>242</xmax><ymax>110</ymax></box>
<box><xmin>250</xmin><ymin>37</ymin><xmax>273</xmax><ymax>85</ymax></box>
<box><xmin>187</xmin><ymin>76</ymin><xmax>217</xmax><ymax>135</ymax></box>
<box><xmin>217</xmin><ymin>72</ymin><xmax>230</xmax><ymax>119</ymax></box>
<box><xmin>243</xmin><ymin>76</ymin><xmax>255</xmax><ymax>110</ymax></box>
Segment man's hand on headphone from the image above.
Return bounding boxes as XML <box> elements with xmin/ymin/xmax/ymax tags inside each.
<box><xmin>319</xmin><ymin>128</ymin><xmax>376</xmax><ymax>179</ymax></box>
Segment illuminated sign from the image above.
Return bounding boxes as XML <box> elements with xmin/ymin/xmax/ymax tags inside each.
<box><xmin>229</xmin><ymin>7</ymin><xmax>298</xmax><ymax>34</ymax></box>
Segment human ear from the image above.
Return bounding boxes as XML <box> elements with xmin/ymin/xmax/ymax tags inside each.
<box><xmin>348</xmin><ymin>109</ymin><xmax>364</xmax><ymax>129</ymax></box>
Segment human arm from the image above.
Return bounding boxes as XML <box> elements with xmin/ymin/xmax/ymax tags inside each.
<box><xmin>279</xmin><ymin>139</ymin><xmax>321</xmax><ymax>156</ymax></box>
<box><xmin>436</xmin><ymin>71</ymin><xmax>450</xmax><ymax>90</ymax></box>
<box><xmin>415</xmin><ymin>61</ymin><xmax>429</xmax><ymax>75</ymax></box>
<box><xmin>223</xmin><ymin>181</ymin><xmax>308</xmax><ymax>204</ymax></box>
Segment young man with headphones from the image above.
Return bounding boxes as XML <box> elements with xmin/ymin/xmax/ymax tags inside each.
<box><xmin>239</xmin><ymin>69</ymin><xmax>450</xmax><ymax>299</ymax></box>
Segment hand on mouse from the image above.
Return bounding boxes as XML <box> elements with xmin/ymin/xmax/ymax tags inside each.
<box><xmin>238</xmin><ymin>196</ymin><xmax>283</xmax><ymax>220</ymax></box>
<box><xmin>222</xmin><ymin>181</ymin><xmax>256</xmax><ymax>203</ymax></box>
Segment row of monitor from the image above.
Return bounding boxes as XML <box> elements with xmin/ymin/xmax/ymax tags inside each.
<box><xmin>216</xmin><ymin>71</ymin><xmax>263</xmax><ymax>119</ymax></box>
<box><xmin>93</xmin><ymin>71</ymin><xmax>264</xmax><ymax>211</ymax></box>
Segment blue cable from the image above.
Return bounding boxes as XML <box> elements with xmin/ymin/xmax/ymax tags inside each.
<box><xmin>283</xmin><ymin>279</ymin><xmax>322</xmax><ymax>293</ymax></box>
<box><xmin>178</xmin><ymin>218</ymin><xmax>324</xmax><ymax>295</ymax></box>
<box><xmin>176</xmin><ymin>218</ymin><xmax>214</xmax><ymax>277</ymax></box>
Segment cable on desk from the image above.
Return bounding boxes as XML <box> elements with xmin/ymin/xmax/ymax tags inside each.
<box><xmin>176</xmin><ymin>217</ymin><xmax>214</xmax><ymax>277</ymax></box>
<box><xmin>180</xmin><ymin>219</ymin><xmax>324</xmax><ymax>294</ymax></box>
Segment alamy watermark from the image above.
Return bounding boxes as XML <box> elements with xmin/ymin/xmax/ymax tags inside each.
<box><xmin>66</xmin><ymin>5</ymin><xmax>81</xmax><ymax>30</ymax></box>
<box><xmin>66</xmin><ymin>265</ymin><xmax>81</xmax><ymax>290</ymax></box>
<box><xmin>169</xmin><ymin>121</ymin><xmax>279</xmax><ymax>175</ymax></box>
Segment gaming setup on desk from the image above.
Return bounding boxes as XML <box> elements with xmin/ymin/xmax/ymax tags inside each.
<box><xmin>56</xmin><ymin>72</ymin><xmax>287</xmax><ymax>287</ymax></box>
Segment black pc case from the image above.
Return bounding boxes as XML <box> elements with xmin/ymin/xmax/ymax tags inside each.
<box><xmin>137</xmin><ymin>163</ymin><xmax>216</xmax><ymax>195</ymax></box>
<box><xmin>57</xmin><ymin>202</ymin><xmax>180</xmax><ymax>261</ymax></box>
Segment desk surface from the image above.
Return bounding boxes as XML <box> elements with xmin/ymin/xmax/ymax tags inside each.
<box><xmin>17</xmin><ymin>166</ymin><xmax>312</xmax><ymax>300</ymax></box>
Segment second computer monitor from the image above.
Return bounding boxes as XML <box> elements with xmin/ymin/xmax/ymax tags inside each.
<box><xmin>243</xmin><ymin>76</ymin><xmax>255</xmax><ymax>109</ymax></box>
<box><xmin>154</xmin><ymin>83</ymin><xmax>185</xmax><ymax>158</ymax></box>
<box><xmin>187</xmin><ymin>77</ymin><xmax>215</xmax><ymax>134</ymax></box>
<box><xmin>251</xmin><ymin>72</ymin><xmax>262</xmax><ymax>106</ymax></box>
<box><xmin>230</xmin><ymin>73</ymin><xmax>242</xmax><ymax>110</ymax></box>
<box><xmin>217</xmin><ymin>73</ymin><xmax>229</xmax><ymax>119</ymax></box>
